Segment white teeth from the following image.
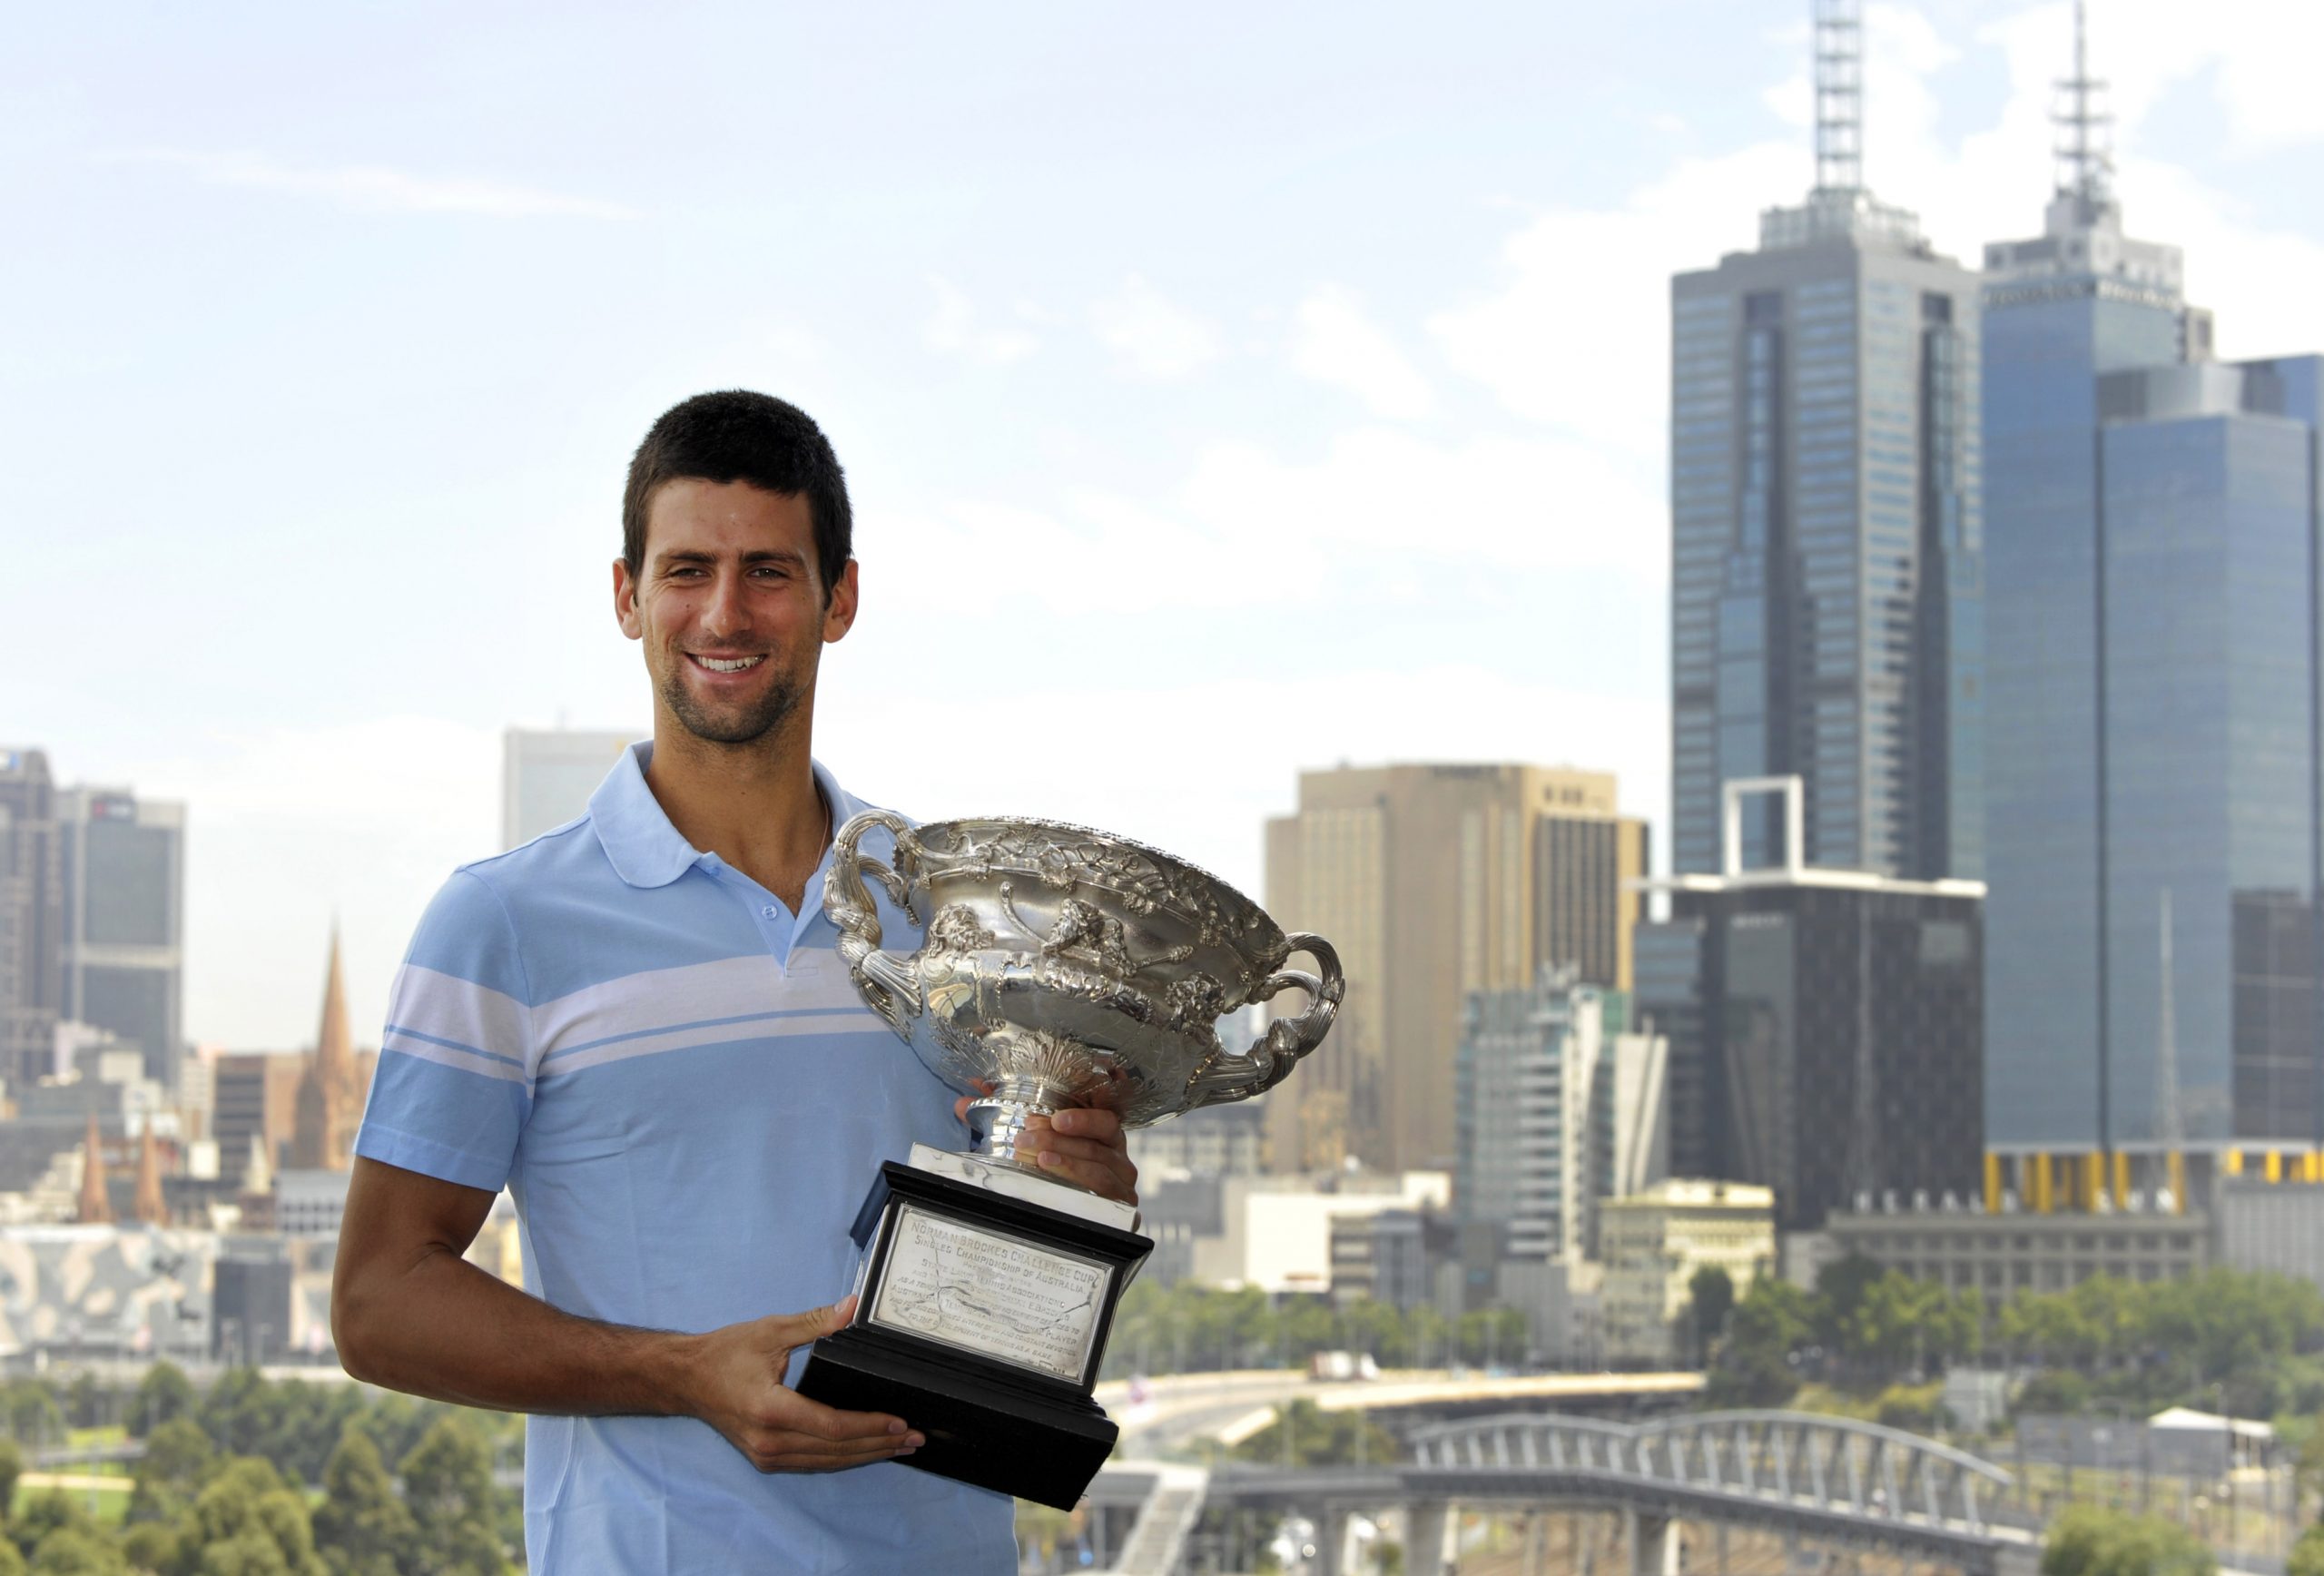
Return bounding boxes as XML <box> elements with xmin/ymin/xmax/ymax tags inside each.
<box><xmin>698</xmin><ymin>655</ymin><xmax>764</xmax><ymax>673</ymax></box>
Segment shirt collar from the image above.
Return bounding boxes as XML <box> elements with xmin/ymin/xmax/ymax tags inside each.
<box><xmin>589</xmin><ymin>742</ymin><xmax>872</xmax><ymax>892</ymax></box>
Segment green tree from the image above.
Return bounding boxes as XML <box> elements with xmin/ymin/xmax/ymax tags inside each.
<box><xmin>1813</xmin><ymin>1254</ymin><xmax>1886</xmax><ymax>1353</ymax></box>
<box><xmin>399</xmin><ymin>1418</ymin><xmax>505</xmax><ymax>1575</ymax></box>
<box><xmin>1844</xmin><ymin>1272</ymin><xmax>1980</xmax><ymax>1383</ymax></box>
<box><xmin>132</xmin><ymin>1364</ymin><xmax>195</xmax><ymax>1440</ymax></box>
<box><xmin>128</xmin><ymin>1417</ymin><xmax>217</xmax><ymax>1526</ymax></box>
<box><xmin>1232</xmin><ymin>1401</ymin><xmax>1395</xmax><ymax>1468</ymax></box>
<box><xmin>9</xmin><ymin>1496</ymin><xmax>88</xmax><ymax>1564</ymax></box>
<box><xmin>1708</xmin><ymin>1277</ymin><xmax>1813</xmax><ymax>1408</ymax></box>
<box><xmin>0</xmin><ymin>1441</ymin><xmax>24</xmax><ymax>1525</ymax></box>
<box><xmin>25</xmin><ymin>1529</ymin><xmax>122</xmax><ymax>1576</ymax></box>
<box><xmin>62</xmin><ymin>1375</ymin><xmax>97</xmax><ymax>1433</ymax></box>
<box><xmin>174</xmin><ymin>1457</ymin><xmax>327</xmax><ymax>1576</ymax></box>
<box><xmin>310</xmin><ymin>1429</ymin><xmax>419</xmax><ymax>1576</ymax></box>
<box><xmin>0</xmin><ymin>1385</ymin><xmax>62</xmax><ymax>1452</ymax></box>
<box><xmin>2288</xmin><ymin>1525</ymin><xmax>2324</xmax><ymax>1576</ymax></box>
<box><xmin>2041</xmin><ymin>1504</ymin><xmax>2213</xmax><ymax>1576</ymax></box>
<box><xmin>1407</xmin><ymin>1305</ymin><xmax>1452</xmax><ymax>1370</ymax></box>
<box><xmin>1340</xmin><ymin>1299</ymin><xmax>1409</xmax><ymax>1368</ymax></box>
<box><xmin>1689</xmin><ymin>1266</ymin><xmax>1736</xmax><ymax>1364</ymax></box>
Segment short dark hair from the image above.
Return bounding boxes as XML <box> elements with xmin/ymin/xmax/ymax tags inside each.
<box><xmin>621</xmin><ymin>391</ymin><xmax>853</xmax><ymax>596</ymax></box>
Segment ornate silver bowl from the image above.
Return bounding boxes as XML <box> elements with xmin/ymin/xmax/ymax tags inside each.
<box><xmin>824</xmin><ymin>812</ymin><xmax>1343</xmax><ymax>1184</ymax></box>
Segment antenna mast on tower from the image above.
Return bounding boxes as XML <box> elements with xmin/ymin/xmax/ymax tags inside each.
<box><xmin>2053</xmin><ymin>0</ymin><xmax>2114</xmax><ymax>207</ymax></box>
<box><xmin>1813</xmin><ymin>0</ymin><xmax>1865</xmax><ymax>195</ymax></box>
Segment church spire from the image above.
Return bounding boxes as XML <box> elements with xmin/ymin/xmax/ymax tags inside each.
<box><xmin>291</xmin><ymin>923</ymin><xmax>361</xmax><ymax>1170</ymax></box>
<box><xmin>76</xmin><ymin>1110</ymin><xmax>111</xmax><ymax>1225</ymax></box>
<box><xmin>133</xmin><ymin>1122</ymin><xmax>168</xmax><ymax>1226</ymax></box>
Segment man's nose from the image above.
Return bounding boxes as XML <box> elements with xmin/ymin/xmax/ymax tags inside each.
<box><xmin>701</xmin><ymin>569</ymin><xmax>751</xmax><ymax>637</ymax></box>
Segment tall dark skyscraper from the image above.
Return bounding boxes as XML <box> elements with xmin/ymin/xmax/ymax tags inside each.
<box><xmin>1670</xmin><ymin>0</ymin><xmax>1983</xmax><ymax>882</ymax></box>
<box><xmin>0</xmin><ymin>749</ymin><xmax>64</xmax><ymax>1093</ymax></box>
<box><xmin>1638</xmin><ymin>779</ymin><xmax>1984</xmax><ymax>1231</ymax></box>
<box><xmin>56</xmin><ymin>787</ymin><xmax>184</xmax><ymax>1085</ymax></box>
<box><xmin>1981</xmin><ymin>10</ymin><xmax>2322</xmax><ymax>1183</ymax></box>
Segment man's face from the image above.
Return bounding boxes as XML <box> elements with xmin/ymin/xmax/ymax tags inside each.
<box><xmin>615</xmin><ymin>478</ymin><xmax>858</xmax><ymax>746</ymax></box>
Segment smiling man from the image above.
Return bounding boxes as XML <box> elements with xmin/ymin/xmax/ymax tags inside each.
<box><xmin>331</xmin><ymin>390</ymin><xmax>1138</xmax><ymax>1573</ymax></box>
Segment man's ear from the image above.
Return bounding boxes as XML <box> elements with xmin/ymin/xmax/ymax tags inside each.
<box><xmin>615</xmin><ymin>558</ymin><xmax>642</xmax><ymax>640</ymax></box>
<box><xmin>822</xmin><ymin>558</ymin><xmax>860</xmax><ymax>645</ymax></box>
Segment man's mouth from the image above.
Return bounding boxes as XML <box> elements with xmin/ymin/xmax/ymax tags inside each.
<box><xmin>689</xmin><ymin>654</ymin><xmax>767</xmax><ymax>674</ymax></box>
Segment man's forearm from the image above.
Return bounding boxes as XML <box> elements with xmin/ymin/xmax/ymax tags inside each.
<box><xmin>336</xmin><ymin>1243</ymin><xmax>699</xmax><ymax>1418</ymax></box>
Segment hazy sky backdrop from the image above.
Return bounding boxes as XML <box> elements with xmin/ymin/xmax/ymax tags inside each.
<box><xmin>9</xmin><ymin>1</ymin><xmax>2324</xmax><ymax>1050</ymax></box>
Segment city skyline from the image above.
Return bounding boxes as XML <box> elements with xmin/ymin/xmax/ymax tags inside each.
<box><xmin>11</xmin><ymin>3</ymin><xmax>2324</xmax><ymax>1049</ymax></box>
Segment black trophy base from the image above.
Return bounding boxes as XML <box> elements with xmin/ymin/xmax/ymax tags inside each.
<box><xmin>793</xmin><ymin>1157</ymin><xmax>1152</xmax><ymax>1510</ymax></box>
<box><xmin>799</xmin><ymin>1327</ymin><xmax>1116</xmax><ymax>1510</ymax></box>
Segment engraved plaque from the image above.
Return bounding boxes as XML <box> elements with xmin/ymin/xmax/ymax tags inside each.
<box><xmin>868</xmin><ymin>1204</ymin><xmax>1111</xmax><ymax>1383</ymax></box>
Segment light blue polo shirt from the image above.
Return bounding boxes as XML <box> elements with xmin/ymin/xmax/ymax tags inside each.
<box><xmin>354</xmin><ymin>744</ymin><xmax>1015</xmax><ymax>1575</ymax></box>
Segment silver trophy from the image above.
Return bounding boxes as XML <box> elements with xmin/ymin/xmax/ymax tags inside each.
<box><xmin>796</xmin><ymin>811</ymin><xmax>1342</xmax><ymax>1507</ymax></box>
<box><xmin>825</xmin><ymin>811</ymin><xmax>1344</xmax><ymax>1170</ymax></box>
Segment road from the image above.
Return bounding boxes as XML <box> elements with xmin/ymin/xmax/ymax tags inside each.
<box><xmin>1097</xmin><ymin>1368</ymin><xmax>1707</xmax><ymax>1453</ymax></box>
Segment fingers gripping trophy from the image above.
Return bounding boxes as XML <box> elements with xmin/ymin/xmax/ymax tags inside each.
<box><xmin>795</xmin><ymin>812</ymin><xmax>1343</xmax><ymax>1508</ymax></box>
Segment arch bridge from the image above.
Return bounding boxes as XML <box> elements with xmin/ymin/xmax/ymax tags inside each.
<box><xmin>1169</xmin><ymin>1410</ymin><xmax>2027</xmax><ymax>1576</ymax></box>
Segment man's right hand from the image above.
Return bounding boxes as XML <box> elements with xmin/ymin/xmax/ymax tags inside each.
<box><xmin>677</xmin><ymin>1296</ymin><xmax>924</xmax><ymax>1473</ymax></box>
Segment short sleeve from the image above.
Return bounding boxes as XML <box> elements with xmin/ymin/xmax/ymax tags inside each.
<box><xmin>353</xmin><ymin>869</ymin><xmax>536</xmax><ymax>1194</ymax></box>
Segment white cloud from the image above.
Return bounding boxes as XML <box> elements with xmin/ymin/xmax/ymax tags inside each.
<box><xmin>1089</xmin><ymin>274</ymin><xmax>1225</xmax><ymax>379</ymax></box>
<box><xmin>1288</xmin><ymin>286</ymin><xmax>1435</xmax><ymax>419</ymax></box>
<box><xmin>924</xmin><ymin>275</ymin><xmax>1038</xmax><ymax>364</ymax></box>
<box><xmin>145</xmin><ymin>718</ymin><xmax>500</xmax><ymax>1050</ymax></box>
<box><xmin>819</xmin><ymin>663</ymin><xmax>1668</xmax><ymax>901</ymax></box>
<box><xmin>1435</xmin><ymin>0</ymin><xmax>2324</xmax><ymax>464</ymax></box>
<box><xmin>1428</xmin><ymin>139</ymin><xmax>1800</xmax><ymax>463</ymax></box>
<box><xmin>106</xmin><ymin>149</ymin><xmax>639</xmax><ymax>219</ymax></box>
<box><xmin>877</xmin><ymin>423</ymin><xmax>1663</xmax><ymax>618</ymax></box>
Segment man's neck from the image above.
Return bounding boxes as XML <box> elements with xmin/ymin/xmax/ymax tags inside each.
<box><xmin>645</xmin><ymin>723</ymin><xmax>830</xmax><ymax>915</ymax></box>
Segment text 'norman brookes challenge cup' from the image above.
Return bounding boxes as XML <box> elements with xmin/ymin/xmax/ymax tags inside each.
<box><xmin>795</xmin><ymin>811</ymin><xmax>1343</xmax><ymax>1507</ymax></box>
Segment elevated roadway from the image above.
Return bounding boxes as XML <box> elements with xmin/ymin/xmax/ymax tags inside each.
<box><xmin>1096</xmin><ymin>1367</ymin><xmax>1705</xmax><ymax>1454</ymax></box>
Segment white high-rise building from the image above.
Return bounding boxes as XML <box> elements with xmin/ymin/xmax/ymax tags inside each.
<box><xmin>1456</xmin><ymin>966</ymin><xmax>1669</xmax><ymax>1262</ymax></box>
<box><xmin>501</xmin><ymin>729</ymin><xmax>637</xmax><ymax>851</ymax></box>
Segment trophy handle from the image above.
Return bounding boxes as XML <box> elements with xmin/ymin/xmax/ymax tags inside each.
<box><xmin>1195</xmin><ymin>931</ymin><xmax>1344</xmax><ymax>1107</ymax></box>
<box><xmin>826</xmin><ymin>809</ymin><xmax>927</xmax><ymax>1039</ymax></box>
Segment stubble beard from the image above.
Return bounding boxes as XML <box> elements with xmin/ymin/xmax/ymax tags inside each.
<box><xmin>657</xmin><ymin>661</ymin><xmax>805</xmax><ymax>746</ymax></box>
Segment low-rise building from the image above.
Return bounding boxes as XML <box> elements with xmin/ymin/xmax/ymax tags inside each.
<box><xmin>1823</xmin><ymin>1202</ymin><xmax>2211</xmax><ymax>1300</ymax></box>
<box><xmin>1600</xmin><ymin>1178</ymin><xmax>1775</xmax><ymax>1366</ymax></box>
<box><xmin>2214</xmin><ymin>1181</ymin><xmax>2324</xmax><ymax>1293</ymax></box>
<box><xmin>1185</xmin><ymin>1170</ymin><xmax>1452</xmax><ymax>1295</ymax></box>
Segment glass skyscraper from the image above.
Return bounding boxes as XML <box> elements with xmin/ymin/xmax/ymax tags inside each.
<box><xmin>1670</xmin><ymin>176</ymin><xmax>1983</xmax><ymax>881</ymax></box>
<box><xmin>56</xmin><ymin>787</ymin><xmax>184</xmax><ymax>1084</ymax></box>
<box><xmin>1978</xmin><ymin>97</ymin><xmax>2324</xmax><ymax>1165</ymax></box>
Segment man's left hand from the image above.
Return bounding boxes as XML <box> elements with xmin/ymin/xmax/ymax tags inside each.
<box><xmin>951</xmin><ymin>1097</ymin><xmax>1138</xmax><ymax>1207</ymax></box>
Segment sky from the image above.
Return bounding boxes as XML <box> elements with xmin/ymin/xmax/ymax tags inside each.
<box><xmin>9</xmin><ymin>1</ymin><xmax>2324</xmax><ymax>1052</ymax></box>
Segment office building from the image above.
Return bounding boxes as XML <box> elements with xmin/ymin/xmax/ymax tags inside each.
<box><xmin>1823</xmin><ymin>1202</ymin><xmax>2211</xmax><ymax>1303</ymax></box>
<box><xmin>503</xmin><ymin>727</ymin><xmax>635</xmax><ymax>850</ymax></box>
<box><xmin>1638</xmin><ymin>777</ymin><xmax>1984</xmax><ymax>1230</ymax></box>
<box><xmin>1982</xmin><ymin>16</ymin><xmax>2324</xmax><ymax>1179</ymax></box>
<box><xmin>1127</xmin><ymin>1100</ymin><xmax>1266</xmax><ymax>1181</ymax></box>
<box><xmin>1327</xmin><ymin>1207</ymin><xmax>1456</xmax><ymax>1313</ymax></box>
<box><xmin>1669</xmin><ymin>0</ymin><xmax>1982</xmax><ymax>883</ymax></box>
<box><xmin>1600</xmin><ymin>1178</ymin><xmax>1775</xmax><ymax>1366</ymax></box>
<box><xmin>1456</xmin><ymin>966</ymin><xmax>1668</xmax><ymax>1262</ymax></box>
<box><xmin>1265</xmin><ymin>762</ymin><xmax>1648</xmax><ymax>1174</ymax></box>
<box><xmin>1183</xmin><ymin>1170</ymin><xmax>1451</xmax><ymax>1295</ymax></box>
<box><xmin>0</xmin><ymin>749</ymin><xmax>64</xmax><ymax>1094</ymax></box>
<box><xmin>56</xmin><ymin>786</ymin><xmax>184</xmax><ymax>1084</ymax></box>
